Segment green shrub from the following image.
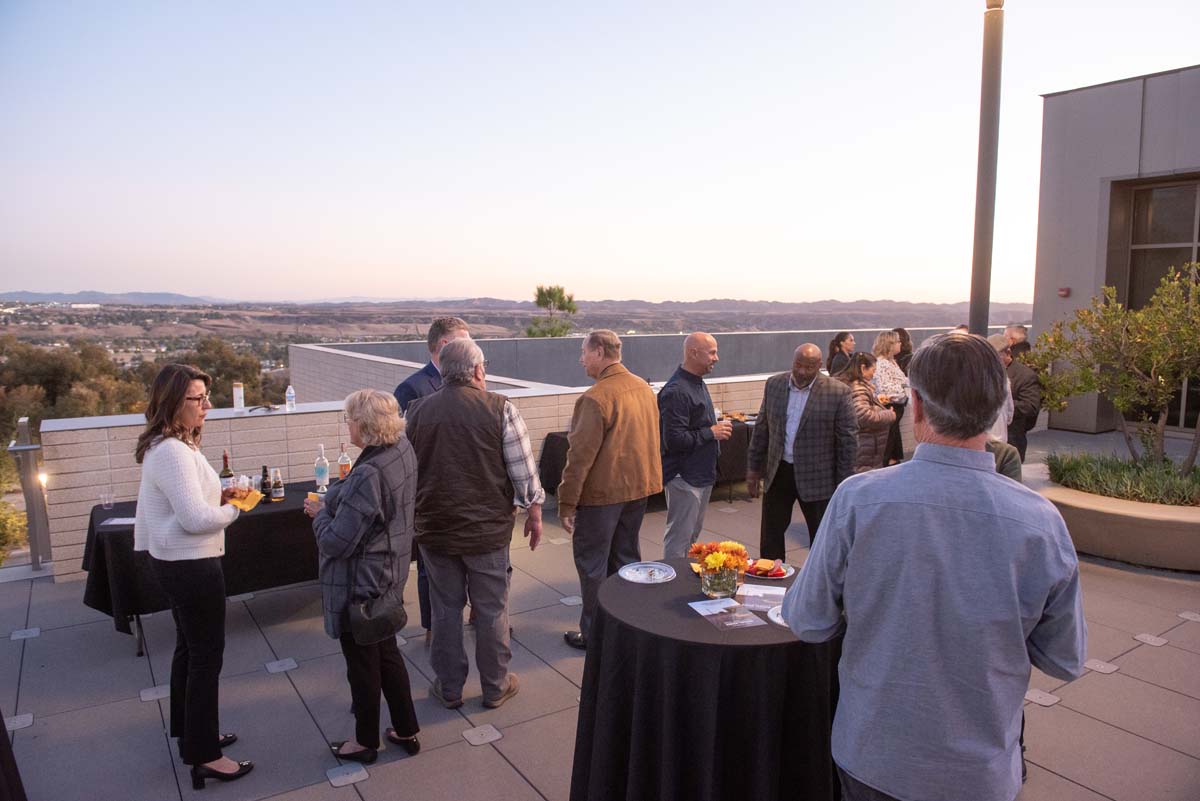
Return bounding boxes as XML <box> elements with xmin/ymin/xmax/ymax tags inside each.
<box><xmin>0</xmin><ymin>501</ymin><xmax>28</xmax><ymax>566</ymax></box>
<box><xmin>1046</xmin><ymin>452</ymin><xmax>1200</xmax><ymax>506</ymax></box>
<box><xmin>0</xmin><ymin>450</ymin><xmax>18</xmax><ymax>493</ymax></box>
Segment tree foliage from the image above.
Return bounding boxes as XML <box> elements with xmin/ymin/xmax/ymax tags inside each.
<box><xmin>526</xmin><ymin>285</ymin><xmax>578</xmax><ymax>337</ymax></box>
<box><xmin>1029</xmin><ymin>264</ymin><xmax>1200</xmax><ymax>474</ymax></box>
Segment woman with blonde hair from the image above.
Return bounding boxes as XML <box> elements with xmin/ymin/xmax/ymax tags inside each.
<box><xmin>837</xmin><ymin>352</ymin><xmax>896</xmax><ymax>472</ymax></box>
<box><xmin>871</xmin><ymin>331</ymin><xmax>909</xmax><ymax>464</ymax></box>
<box><xmin>134</xmin><ymin>363</ymin><xmax>253</xmax><ymax>789</ymax></box>
<box><xmin>304</xmin><ymin>389</ymin><xmax>420</xmax><ymax>763</ymax></box>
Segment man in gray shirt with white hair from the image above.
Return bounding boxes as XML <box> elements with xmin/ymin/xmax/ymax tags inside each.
<box><xmin>783</xmin><ymin>332</ymin><xmax>1086</xmax><ymax>801</ymax></box>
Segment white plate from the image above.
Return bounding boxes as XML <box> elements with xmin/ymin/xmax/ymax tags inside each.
<box><xmin>746</xmin><ymin>564</ymin><xmax>795</xmax><ymax>580</ymax></box>
<box><xmin>618</xmin><ymin>561</ymin><xmax>677</xmax><ymax>584</ymax></box>
<box><xmin>767</xmin><ymin>605</ymin><xmax>788</xmax><ymax>627</ymax></box>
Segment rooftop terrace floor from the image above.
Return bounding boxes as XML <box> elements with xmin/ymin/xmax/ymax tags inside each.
<box><xmin>4</xmin><ymin>427</ymin><xmax>1200</xmax><ymax>801</ymax></box>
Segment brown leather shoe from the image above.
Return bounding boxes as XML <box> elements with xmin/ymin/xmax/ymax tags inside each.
<box><xmin>483</xmin><ymin>673</ymin><xmax>520</xmax><ymax>709</ymax></box>
<box><xmin>430</xmin><ymin>680</ymin><xmax>464</xmax><ymax>709</ymax></box>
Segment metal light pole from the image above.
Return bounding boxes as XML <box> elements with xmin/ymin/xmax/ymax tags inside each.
<box><xmin>968</xmin><ymin>0</ymin><xmax>1005</xmax><ymax>336</ymax></box>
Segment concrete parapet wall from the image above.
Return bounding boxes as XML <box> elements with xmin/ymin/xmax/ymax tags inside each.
<box><xmin>295</xmin><ymin>328</ymin><xmax>1006</xmax><ymax>399</ymax></box>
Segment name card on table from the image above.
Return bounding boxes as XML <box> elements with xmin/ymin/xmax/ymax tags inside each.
<box><xmin>688</xmin><ymin>598</ymin><xmax>766</xmax><ymax>630</ymax></box>
<box><xmin>100</xmin><ymin>517</ymin><xmax>137</xmax><ymax>527</ymax></box>
<box><xmin>735</xmin><ymin>584</ymin><xmax>786</xmax><ymax>612</ymax></box>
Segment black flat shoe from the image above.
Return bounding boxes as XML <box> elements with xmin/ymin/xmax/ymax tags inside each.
<box><xmin>563</xmin><ymin>631</ymin><xmax>586</xmax><ymax>650</ymax></box>
<box><xmin>190</xmin><ymin>761</ymin><xmax>253</xmax><ymax>790</ymax></box>
<box><xmin>330</xmin><ymin>741</ymin><xmax>378</xmax><ymax>764</ymax></box>
<box><xmin>218</xmin><ymin>733</ymin><xmax>237</xmax><ymax>749</ymax></box>
<box><xmin>386</xmin><ymin>728</ymin><xmax>420</xmax><ymax>755</ymax></box>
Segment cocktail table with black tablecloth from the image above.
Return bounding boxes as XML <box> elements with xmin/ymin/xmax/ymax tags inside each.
<box><xmin>82</xmin><ymin>481</ymin><xmax>321</xmax><ymax>648</ymax></box>
<box><xmin>570</xmin><ymin>557</ymin><xmax>841</xmax><ymax>801</ymax></box>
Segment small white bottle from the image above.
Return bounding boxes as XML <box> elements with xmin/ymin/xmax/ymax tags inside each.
<box><xmin>314</xmin><ymin>444</ymin><xmax>330</xmax><ymax>493</ymax></box>
<box><xmin>285</xmin><ymin>385</ymin><xmax>296</xmax><ymax>412</ymax></box>
<box><xmin>232</xmin><ymin>382</ymin><xmax>245</xmax><ymax>409</ymax></box>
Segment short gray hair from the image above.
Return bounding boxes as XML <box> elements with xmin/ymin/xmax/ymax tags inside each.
<box><xmin>438</xmin><ymin>338</ymin><xmax>484</xmax><ymax>384</ymax></box>
<box><xmin>907</xmin><ymin>333</ymin><xmax>1006</xmax><ymax>439</ymax></box>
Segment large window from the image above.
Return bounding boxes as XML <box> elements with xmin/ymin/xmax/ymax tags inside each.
<box><xmin>1128</xmin><ymin>181</ymin><xmax>1199</xmax><ymax>429</ymax></box>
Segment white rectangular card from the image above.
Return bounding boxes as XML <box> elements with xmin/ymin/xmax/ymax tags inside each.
<box><xmin>100</xmin><ymin>517</ymin><xmax>136</xmax><ymax>527</ymax></box>
<box><xmin>735</xmin><ymin>585</ymin><xmax>786</xmax><ymax>611</ymax></box>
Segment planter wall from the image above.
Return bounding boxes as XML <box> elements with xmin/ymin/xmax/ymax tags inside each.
<box><xmin>1026</xmin><ymin>465</ymin><xmax>1200</xmax><ymax>572</ymax></box>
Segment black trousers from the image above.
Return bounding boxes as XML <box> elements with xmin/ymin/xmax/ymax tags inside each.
<box><xmin>338</xmin><ymin>633</ymin><xmax>419</xmax><ymax>749</ymax></box>
<box><xmin>883</xmin><ymin>402</ymin><xmax>906</xmax><ymax>464</ymax></box>
<box><xmin>759</xmin><ymin>461</ymin><xmax>829</xmax><ymax>559</ymax></box>
<box><xmin>149</xmin><ymin>556</ymin><xmax>226</xmax><ymax>766</ymax></box>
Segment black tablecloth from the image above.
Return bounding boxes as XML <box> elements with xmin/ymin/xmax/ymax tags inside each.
<box><xmin>539</xmin><ymin>420</ymin><xmax>752</xmax><ymax>496</ymax></box>
<box><xmin>0</xmin><ymin>705</ymin><xmax>28</xmax><ymax>801</ymax></box>
<box><xmin>82</xmin><ymin>482</ymin><xmax>321</xmax><ymax>634</ymax></box>
<box><xmin>570</xmin><ymin>558</ymin><xmax>841</xmax><ymax>801</ymax></box>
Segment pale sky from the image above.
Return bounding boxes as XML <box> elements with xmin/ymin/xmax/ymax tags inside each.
<box><xmin>1</xmin><ymin>1</ymin><xmax>1196</xmax><ymax>304</ymax></box>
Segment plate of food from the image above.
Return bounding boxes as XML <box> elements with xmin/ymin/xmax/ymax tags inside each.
<box><xmin>767</xmin><ymin>605</ymin><xmax>788</xmax><ymax>627</ymax></box>
<box><xmin>618</xmin><ymin>561</ymin><xmax>677</xmax><ymax>584</ymax></box>
<box><xmin>745</xmin><ymin>558</ymin><xmax>794</xmax><ymax>580</ymax></box>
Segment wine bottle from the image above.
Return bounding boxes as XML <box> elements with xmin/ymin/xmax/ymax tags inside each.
<box><xmin>219</xmin><ymin>450</ymin><xmax>234</xmax><ymax>491</ymax></box>
<box><xmin>314</xmin><ymin>444</ymin><xmax>330</xmax><ymax>493</ymax></box>
<box><xmin>337</xmin><ymin>442</ymin><xmax>352</xmax><ymax>480</ymax></box>
<box><xmin>260</xmin><ymin>465</ymin><xmax>271</xmax><ymax>496</ymax></box>
<box><xmin>271</xmin><ymin>468</ymin><xmax>285</xmax><ymax>502</ymax></box>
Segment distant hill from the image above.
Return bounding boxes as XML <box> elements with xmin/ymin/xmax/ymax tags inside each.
<box><xmin>0</xmin><ymin>290</ymin><xmax>223</xmax><ymax>305</ymax></box>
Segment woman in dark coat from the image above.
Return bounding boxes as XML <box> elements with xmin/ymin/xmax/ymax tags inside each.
<box><xmin>304</xmin><ymin>389</ymin><xmax>421</xmax><ymax>763</ymax></box>
<box><xmin>838</xmin><ymin>352</ymin><xmax>896</xmax><ymax>473</ymax></box>
<box><xmin>826</xmin><ymin>332</ymin><xmax>855</xmax><ymax>375</ymax></box>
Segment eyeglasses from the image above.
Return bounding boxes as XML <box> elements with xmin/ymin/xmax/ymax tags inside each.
<box><xmin>185</xmin><ymin>393</ymin><xmax>211</xmax><ymax>404</ymax></box>
<box><xmin>343</xmin><ymin>413</ymin><xmax>353</xmax><ymax>424</ymax></box>
<box><xmin>482</xmin><ymin>359</ymin><xmax>489</xmax><ymax>369</ymax></box>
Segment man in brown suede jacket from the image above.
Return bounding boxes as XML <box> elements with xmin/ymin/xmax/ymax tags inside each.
<box><xmin>558</xmin><ymin>330</ymin><xmax>662</xmax><ymax>650</ymax></box>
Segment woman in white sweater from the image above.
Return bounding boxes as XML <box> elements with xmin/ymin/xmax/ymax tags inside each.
<box><xmin>134</xmin><ymin>364</ymin><xmax>253</xmax><ymax>789</ymax></box>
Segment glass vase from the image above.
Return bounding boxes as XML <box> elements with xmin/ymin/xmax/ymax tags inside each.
<box><xmin>700</xmin><ymin>567</ymin><xmax>739</xmax><ymax>599</ymax></box>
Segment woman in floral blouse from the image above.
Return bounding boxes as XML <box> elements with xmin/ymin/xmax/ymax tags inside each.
<box><xmin>871</xmin><ymin>331</ymin><xmax>909</xmax><ymax>464</ymax></box>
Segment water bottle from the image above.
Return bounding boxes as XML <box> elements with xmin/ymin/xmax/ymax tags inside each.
<box><xmin>285</xmin><ymin>385</ymin><xmax>296</xmax><ymax>412</ymax></box>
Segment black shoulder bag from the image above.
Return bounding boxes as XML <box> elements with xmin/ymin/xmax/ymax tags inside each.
<box><xmin>347</xmin><ymin>481</ymin><xmax>408</xmax><ymax>645</ymax></box>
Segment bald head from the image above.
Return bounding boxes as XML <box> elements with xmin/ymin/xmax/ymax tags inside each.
<box><xmin>791</xmin><ymin>343</ymin><xmax>823</xmax><ymax>388</ymax></box>
<box><xmin>682</xmin><ymin>332</ymin><xmax>719</xmax><ymax>377</ymax></box>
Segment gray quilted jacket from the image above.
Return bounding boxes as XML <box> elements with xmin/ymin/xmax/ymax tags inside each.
<box><xmin>313</xmin><ymin>440</ymin><xmax>416</xmax><ymax>639</ymax></box>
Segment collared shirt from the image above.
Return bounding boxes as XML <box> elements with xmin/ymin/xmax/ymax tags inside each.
<box><xmin>658</xmin><ymin>365</ymin><xmax>719</xmax><ymax>487</ymax></box>
<box><xmin>782</xmin><ymin>443</ymin><xmax>1086</xmax><ymax>801</ymax></box>
<box><xmin>501</xmin><ymin>401</ymin><xmax>546</xmax><ymax>508</ymax></box>
<box><xmin>782</xmin><ymin>379</ymin><xmax>812</xmax><ymax>463</ymax></box>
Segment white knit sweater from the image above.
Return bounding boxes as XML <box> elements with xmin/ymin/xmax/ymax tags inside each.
<box><xmin>134</xmin><ymin>437</ymin><xmax>239</xmax><ymax>560</ymax></box>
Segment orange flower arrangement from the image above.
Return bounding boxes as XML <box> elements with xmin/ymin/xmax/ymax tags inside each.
<box><xmin>688</xmin><ymin>540</ymin><xmax>750</xmax><ymax>574</ymax></box>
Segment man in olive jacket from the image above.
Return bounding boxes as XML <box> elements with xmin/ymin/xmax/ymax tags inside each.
<box><xmin>406</xmin><ymin>339</ymin><xmax>544</xmax><ymax>710</ymax></box>
<box><xmin>558</xmin><ymin>330</ymin><xmax>663</xmax><ymax>650</ymax></box>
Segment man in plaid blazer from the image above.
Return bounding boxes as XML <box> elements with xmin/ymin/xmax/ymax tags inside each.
<box><xmin>747</xmin><ymin>343</ymin><xmax>857</xmax><ymax>558</ymax></box>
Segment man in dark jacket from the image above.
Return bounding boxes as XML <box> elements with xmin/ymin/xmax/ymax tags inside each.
<box><xmin>1000</xmin><ymin>341</ymin><xmax>1041</xmax><ymax>461</ymax></box>
<box><xmin>405</xmin><ymin>338</ymin><xmax>543</xmax><ymax>710</ymax></box>
<box><xmin>658</xmin><ymin>332</ymin><xmax>732</xmax><ymax>558</ymax></box>
<box><xmin>392</xmin><ymin>316</ymin><xmax>470</xmax><ymax>641</ymax></box>
<box><xmin>393</xmin><ymin>316</ymin><xmax>471</xmax><ymax>413</ymax></box>
<box><xmin>747</xmin><ymin>343</ymin><xmax>857</xmax><ymax>558</ymax></box>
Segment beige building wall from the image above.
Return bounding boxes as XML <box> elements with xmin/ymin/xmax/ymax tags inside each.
<box><xmin>1033</xmin><ymin>64</ymin><xmax>1200</xmax><ymax>433</ymax></box>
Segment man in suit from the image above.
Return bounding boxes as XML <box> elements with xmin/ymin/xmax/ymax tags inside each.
<box><xmin>393</xmin><ymin>316</ymin><xmax>471</xmax><ymax>413</ymax></box>
<box><xmin>747</xmin><ymin>343</ymin><xmax>857</xmax><ymax>559</ymax></box>
<box><xmin>393</xmin><ymin>316</ymin><xmax>470</xmax><ymax>642</ymax></box>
